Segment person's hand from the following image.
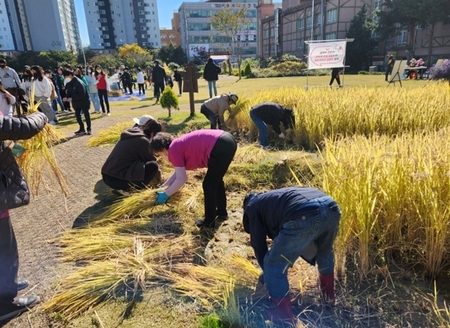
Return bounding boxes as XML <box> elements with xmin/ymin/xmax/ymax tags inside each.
<box><xmin>155</xmin><ymin>191</ymin><xmax>169</xmax><ymax>205</ymax></box>
<box><xmin>279</xmin><ymin>133</ymin><xmax>285</xmax><ymax>139</ymax></box>
<box><xmin>62</xmin><ymin>97</ymin><xmax>67</xmax><ymax>102</ymax></box>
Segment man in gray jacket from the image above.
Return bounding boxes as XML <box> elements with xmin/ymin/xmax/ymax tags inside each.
<box><xmin>200</xmin><ymin>93</ymin><xmax>238</xmax><ymax>129</ymax></box>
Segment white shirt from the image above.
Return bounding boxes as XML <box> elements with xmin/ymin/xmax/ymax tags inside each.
<box><xmin>32</xmin><ymin>77</ymin><xmax>52</xmax><ymax>98</ymax></box>
<box><xmin>137</xmin><ymin>71</ymin><xmax>145</xmax><ymax>84</ymax></box>
<box><xmin>0</xmin><ymin>91</ymin><xmax>15</xmax><ymax>117</ymax></box>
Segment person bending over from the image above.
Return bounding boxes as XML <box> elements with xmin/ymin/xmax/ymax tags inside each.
<box><xmin>243</xmin><ymin>186</ymin><xmax>341</xmax><ymax>325</ymax></box>
<box><xmin>151</xmin><ymin>129</ymin><xmax>237</xmax><ymax>228</ymax></box>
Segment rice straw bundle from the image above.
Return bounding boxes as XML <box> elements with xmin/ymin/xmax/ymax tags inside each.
<box><xmin>15</xmin><ymin>91</ymin><xmax>68</xmax><ymax>196</ymax></box>
<box><xmin>88</xmin><ymin>122</ymin><xmax>130</xmax><ymax>147</ymax></box>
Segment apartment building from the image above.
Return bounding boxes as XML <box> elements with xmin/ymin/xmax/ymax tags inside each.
<box><xmin>178</xmin><ymin>0</ymin><xmax>259</xmax><ymax>61</ymax></box>
<box><xmin>0</xmin><ymin>0</ymin><xmax>82</xmax><ymax>54</ymax></box>
<box><xmin>83</xmin><ymin>0</ymin><xmax>160</xmax><ymax>52</ymax></box>
<box><xmin>160</xmin><ymin>12</ymin><xmax>181</xmax><ymax>48</ymax></box>
<box><xmin>260</xmin><ymin>0</ymin><xmax>450</xmax><ymax>65</ymax></box>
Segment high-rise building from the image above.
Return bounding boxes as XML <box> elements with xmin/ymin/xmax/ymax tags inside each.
<box><xmin>160</xmin><ymin>12</ymin><xmax>181</xmax><ymax>48</ymax></box>
<box><xmin>83</xmin><ymin>0</ymin><xmax>160</xmax><ymax>52</ymax></box>
<box><xmin>0</xmin><ymin>0</ymin><xmax>82</xmax><ymax>53</ymax></box>
<box><xmin>179</xmin><ymin>0</ymin><xmax>258</xmax><ymax>61</ymax></box>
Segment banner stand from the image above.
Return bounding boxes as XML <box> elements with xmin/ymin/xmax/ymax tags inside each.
<box><xmin>304</xmin><ymin>39</ymin><xmax>353</xmax><ymax>90</ymax></box>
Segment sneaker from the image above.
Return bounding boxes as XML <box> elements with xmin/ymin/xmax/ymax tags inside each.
<box><xmin>107</xmin><ymin>113</ymin><xmax>110</xmax><ymax>116</ymax></box>
<box><xmin>101</xmin><ymin>113</ymin><xmax>106</xmax><ymax>116</ymax></box>
<box><xmin>74</xmin><ymin>130</ymin><xmax>86</xmax><ymax>135</ymax></box>
<box><xmin>0</xmin><ymin>296</ymin><xmax>40</xmax><ymax>321</ymax></box>
<box><xmin>86</xmin><ymin>130</ymin><xmax>91</xmax><ymax>135</ymax></box>
<box><xmin>17</xmin><ymin>279</ymin><xmax>29</xmax><ymax>291</ymax></box>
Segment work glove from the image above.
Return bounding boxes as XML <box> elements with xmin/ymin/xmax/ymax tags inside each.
<box><xmin>278</xmin><ymin>133</ymin><xmax>285</xmax><ymax>139</ymax></box>
<box><xmin>155</xmin><ymin>191</ymin><xmax>169</xmax><ymax>205</ymax></box>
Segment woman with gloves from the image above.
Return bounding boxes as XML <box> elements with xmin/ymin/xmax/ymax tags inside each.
<box><xmin>151</xmin><ymin>129</ymin><xmax>237</xmax><ymax>228</ymax></box>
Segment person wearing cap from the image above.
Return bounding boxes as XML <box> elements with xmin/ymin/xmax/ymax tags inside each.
<box><xmin>200</xmin><ymin>93</ymin><xmax>238</xmax><ymax>130</ymax></box>
<box><xmin>152</xmin><ymin>60</ymin><xmax>166</xmax><ymax>103</ymax></box>
<box><xmin>242</xmin><ymin>186</ymin><xmax>341</xmax><ymax>325</ymax></box>
<box><xmin>151</xmin><ymin>130</ymin><xmax>237</xmax><ymax>228</ymax></box>
<box><xmin>132</xmin><ymin>114</ymin><xmax>155</xmax><ymax>128</ymax></box>
<box><xmin>249</xmin><ymin>102</ymin><xmax>295</xmax><ymax>149</ymax></box>
<box><xmin>101</xmin><ymin>118</ymin><xmax>163</xmax><ymax>193</ymax></box>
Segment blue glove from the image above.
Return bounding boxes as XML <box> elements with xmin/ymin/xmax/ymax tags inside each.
<box><xmin>155</xmin><ymin>191</ymin><xmax>169</xmax><ymax>205</ymax></box>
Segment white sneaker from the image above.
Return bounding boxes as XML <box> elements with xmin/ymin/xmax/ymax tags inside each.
<box><xmin>107</xmin><ymin>113</ymin><xmax>111</xmax><ymax>116</ymax></box>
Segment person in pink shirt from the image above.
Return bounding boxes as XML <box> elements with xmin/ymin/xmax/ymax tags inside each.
<box><xmin>151</xmin><ymin>129</ymin><xmax>237</xmax><ymax>228</ymax></box>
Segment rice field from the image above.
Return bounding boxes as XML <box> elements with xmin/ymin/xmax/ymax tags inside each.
<box><xmin>42</xmin><ymin>79</ymin><xmax>450</xmax><ymax>327</ymax></box>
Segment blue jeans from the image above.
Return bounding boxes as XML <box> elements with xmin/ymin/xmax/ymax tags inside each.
<box><xmin>264</xmin><ymin>196</ymin><xmax>341</xmax><ymax>298</ymax></box>
<box><xmin>207</xmin><ymin>80</ymin><xmax>217</xmax><ymax>98</ymax></box>
<box><xmin>89</xmin><ymin>92</ymin><xmax>100</xmax><ymax>112</ymax></box>
<box><xmin>250</xmin><ymin>110</ymin><xmax>269</xmax><ymax>147</ymax></box>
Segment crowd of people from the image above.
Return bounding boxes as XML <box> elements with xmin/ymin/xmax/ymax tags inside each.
<box><xmin>0</xmin><ymin>56</ymin><xmax>342</xmax><ymax>326</ymax></box>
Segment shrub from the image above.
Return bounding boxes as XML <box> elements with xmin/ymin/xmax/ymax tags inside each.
<box><xmin>242</xmin><ymin>62</ymin><xmax>252</xmax><ymax>77</ymax></box>
<box><xmin>430</xmin><ymin>60</ymin><xmax>450</xmax><ymax>81</ymax></box>
<box><xmin>160</xmin><ymin>86</ymin><xmax>179</xmax><ymax>117</ymax></box>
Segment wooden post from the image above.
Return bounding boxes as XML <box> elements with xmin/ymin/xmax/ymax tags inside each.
<box><xmin>186</xmin><ymin>63</ymin><xmax>196</xmax><ymax>116</ymax></box>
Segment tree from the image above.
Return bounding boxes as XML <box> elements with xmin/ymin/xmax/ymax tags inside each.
<box><xmin>90</xmin><ymin>54</ymin><xmax>120</xmax><ymax>74</ymax></box>
<box><xmin>346</xmin><ymin>5</ymin><xmax>377</xmax><ymax>72</ymax></box>
<box><xmin>117</xmin><ymin>43</ymin><xmax>152</xmax><ymax>69</ymax></box>
<box><xmin>211</xmin><ymin>3</ymin><xmax>252</xmax><ymax>79</ymax></box>
<box><xmin>37</xmin><ymin>50</ymin><xmax>77</xmax><ymax>69</ymax></box>
<box><xmin>420</xmin><ymin>0</ymin><xmax>450</xmax><ymax>65</ymax></box>
<box><xmin>158</xmin><ymin>43</ymin><xmax>187</xmax><ymax>65</ymax></box>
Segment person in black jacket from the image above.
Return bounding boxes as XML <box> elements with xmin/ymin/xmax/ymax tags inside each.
<box><xmin>152</xmin><ymin>60</ymin><xmax>166</xmax><ymax>102</ymax></box>
<box><xmin>120</xmin><ymin>67</ymin><xmax>133</xmax><ymax>95</ymax></box>
<box><xmin>0</xmin><ymin>111</ymin><xmax>47</xmax><ymax>321</ymax></box>
<box><xmin>203</xmin><ymin>58</ymin><xmax>221</xmax><ymax>98</ymax></box>
<box><xmin>101</xmin><ymin>118</ymin><xmax>162</xmax><ymax>193</ymax></box>
<box><xmin>329</xmin><ymin>67</ymin><xmax>342</xmax><ymax>87</ymax></box>
<box><xmin>173</xmin><ymin>67</ymin><xmax>182</xmax><ymax>96</ymax></box>
<box><xmin>249</xmin><ymin>102</ymin><xmax>295</xmax><ymax>149</ymax></box>
<box><xmin>243</xmin><ymin>187</ymin><xmax>341</xmax><ymax>325</ymax></box>
<box><xmin>62</xmin><ymin>70</ymin><xmax>91</xmax><ymax>135</ymax></box>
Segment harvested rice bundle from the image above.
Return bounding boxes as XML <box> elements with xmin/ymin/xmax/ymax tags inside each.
<box><xmin>15</xmin><ymin>92</ymin><xmax>68</xmax><ymax>196</ymax></box>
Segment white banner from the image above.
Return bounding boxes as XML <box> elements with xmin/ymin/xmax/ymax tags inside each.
<box><xmin>307</xmin><ymin>41</ymin><xmax>346</xmax><ymax>69</ymax></box>
<box><xmin>189</xmin><ymin>44</ymin><xmax>209</xmax><ymax>58</ymax></box>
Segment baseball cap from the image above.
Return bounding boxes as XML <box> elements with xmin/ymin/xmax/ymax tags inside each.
<box><xmin>133</xmin><ymin>114</ymin><xmax>155</xmax><ymax>126</ymax></box>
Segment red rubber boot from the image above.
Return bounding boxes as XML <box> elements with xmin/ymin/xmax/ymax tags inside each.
<box><xmin>265</xmin><ymin>296</ymin><xmax>296</xmax><ymax>326</ymax></box>
<box><xmin>319</xmin><ymin>273</ymin><xmax>335</xmax><ymax>304</ymax></box>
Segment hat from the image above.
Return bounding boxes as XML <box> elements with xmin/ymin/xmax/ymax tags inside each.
<box><xmin>228</xmin><ymin>93</ymin><xmax>238</xmax><ymax>105</ymax></box>
<box><xmin>133</xmin><ymin>115</ymin><xmax>155</xmax><ymax>126</ymax></box>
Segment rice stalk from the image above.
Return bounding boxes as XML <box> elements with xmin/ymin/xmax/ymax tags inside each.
<box><xmin>15</xmin><ymin>89</ymin><xmax>68</xmax><ymax>196</ymax></box>
<box><xmin>87</xmin><ymin>122</ymin><xmax>131</xmax><ymax>147</ymax></box>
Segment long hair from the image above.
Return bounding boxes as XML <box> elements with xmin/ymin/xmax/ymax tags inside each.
<box><xmin>141</xmin><ymin>119</ymin><xmax>162</xmax><ymax>138</ymax></box>
<box><xmin>30</xmin><ymin>65</ymin><xmax>44</xmax><ymax>82</ymax></box>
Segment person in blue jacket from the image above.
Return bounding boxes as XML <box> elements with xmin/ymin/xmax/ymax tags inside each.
<box><xmin>242</xmin><ymin>186</ymin><xmax>341</xmax><ymax>325</ymax></box>
<box><xmin>249</xmin><ymin>102</ymin><xmax>294</xmax><ymax>149</ymax></box>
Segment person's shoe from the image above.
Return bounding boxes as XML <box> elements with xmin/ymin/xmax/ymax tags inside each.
<box><xmin>0</xmin><ymin>296</ymin><xmax>40</xmax><ymax>321</ymax></box>
<box><xmin>265</xmin><ymin>296</ymin><xmax>296</xmax><ymax>326</ymax></box>
<box><xmin>107</xmin><ymin>113</ymin><xmax>111</xmax><ymax>116</ymax></box>
<box><xmin>86</xmin><ymin>130</ymin><xmax>92</xmax><ymax>135</ymax></box>
<box><xmin>216</xmin><ymin>212</ymin><xmax>228</xmax><ymax>221</ymax></box>
<box><xmin>17</xmin><ymin>279</ymin><xmax>29</xmax><ymax>291</ymax></box>
<box><xmin>195</xmin><ymin>219</ymin><xmax>215</xmax><ymax>228</ymax></box>
<box><xmin>112</xmin><ymin>189</ymin><xmax>130</xmax><ymax>197</ymax></box>
<box><xmin>101</xmin><ymin>112</ymin><xmax>106</xmax><ymax>116</ymax></box>
<box><xmin>74</xmin><ymin>130</ymin><xmax>86</xmax><ymax>135</ymax></box>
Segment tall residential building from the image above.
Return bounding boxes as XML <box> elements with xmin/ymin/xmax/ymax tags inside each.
<box><xmin>179</xmin><ymin>0</ymin><xmax>258</xmax><ymax>61</ymax></box>
<box><xmin>0</xmin><ymin>0</ymin><xmax>82</xmax><ymax>53</ymax></box>
<box><xmin>84</xmin><ymin>0</ymin><xmax>160</xmax><ymax>52</ymax></box>
<box><xmin>160</xmin><ymin>12</ymin><xmax>181</xmax><ymax>48</ymax></box>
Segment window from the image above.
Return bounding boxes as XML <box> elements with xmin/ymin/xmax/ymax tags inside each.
<box><xmin>397</xmin><ymin>28</ymin><xmax>407</xmax><ymax>46</ymax></box>
<box><xmin>315</xmin><ymin>13</ymin><xmax>321</xmax><ymax>26</ymax></box>
<box><xmin>325</xmin><ymin>32</ymin><xmax>336</xmax><ymax>40</ymax></box>
<box><xmin>306</xmin><ymin>14</ymin><xmax>312</xmax><ymax>28</ymax></box>
<box><xmin>297</xmin><ymin>18</ymin><xmax>304</xmax><ymax>30</ymax></box>
<box><xmin>326</xmin><ymin>8</ymin><xmax>337</xmax><ymax>24</ymax></box>
<box><xmin>297</xmin><ymin>39</ymin><xmax>304</xmax><ymax>50</ymax></box>
<box><xmin>374</xmin><ymin>0</ymin><xmax>382</xmax><ymax>9</ymax></box>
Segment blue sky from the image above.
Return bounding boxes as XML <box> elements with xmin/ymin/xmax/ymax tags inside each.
<box><xmin>75</xmin><ymin>0</ymin><xmax>281</xmax><ymax>46</ymax></box>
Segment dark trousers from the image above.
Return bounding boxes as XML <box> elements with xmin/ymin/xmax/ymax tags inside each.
<box><xmin>385</xmin><ymin>67</ymin><xmax>393</xmax><ymax>81</ymax></box>
<box><xmin>329</xmin><ymin>72</ymin><xmax>341</xmax><ymax>86</ymax></box>
<box><xmin>200</xmin><ymin>104</ymin><xmax>219</xmax><ymax>129</ymax></box>
<box><xmin>154</xmin><ymin>82</ymin><xmax>165</xmax><ymax>100</ymax></box>
<box><xmin>203</xmin><ymin>132</ymin><xmax>237</xmax><ymax>224</ymax></box>
<box><xmin>102</xmin><ymin>161</ymin><xmax>159</xmax><ymax>191</ymax></box>
<box><xmin>75</xmin><ymin>107</ymin><xmax>91</xmax><ymax>132</ymax></box>
<box><xmin>125</xmin><ymin>83</ymin><xmax>133</xmax><ymax>94</ymax></box>
<box><xmin>98</xmin><ymin>89</ymin><xmax>110</xmax><ymax>113</ymax></box>
<box><xmin>0</xmin><ymin>216</ymin><xmax>19</xmax><ymax>305</ymax></box>
<box><xmin>138</xmin><ymin>83</ymin><xmax>145</xmax><ymax>95</ymax></box>
<box><xmin>177</xmin><ymin>81</ymin><xmax>182</xmax><ymax>95</ymax></box>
